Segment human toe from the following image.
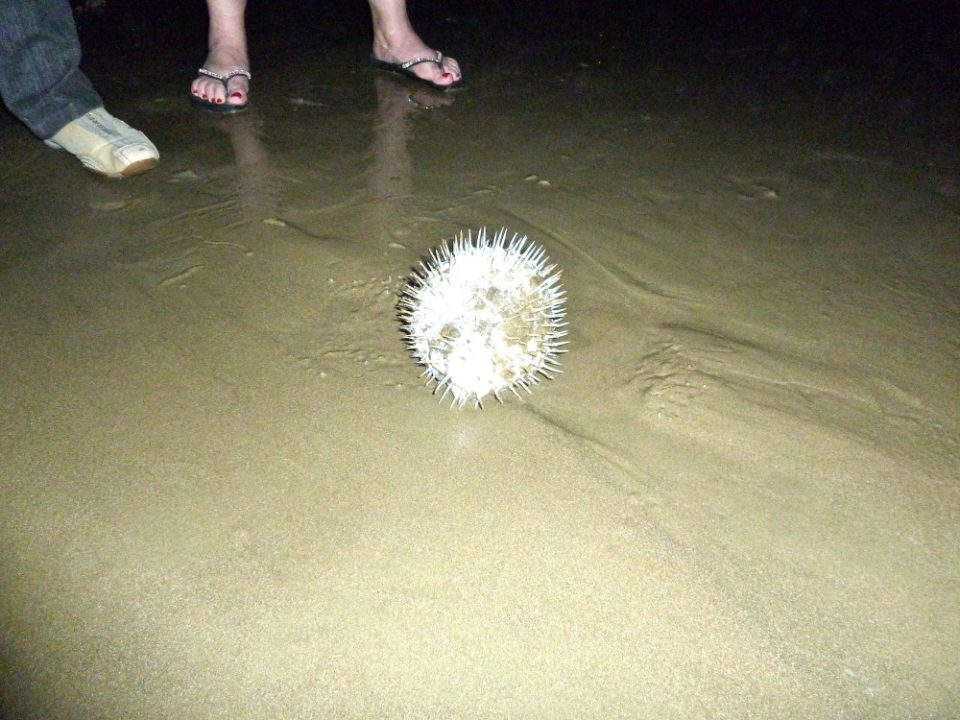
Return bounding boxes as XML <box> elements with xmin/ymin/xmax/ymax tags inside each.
<box><xmin>193</xmin><ymin>69</ymin><xmax>250</xmax><ymax>107</ymax></box>
<box><xmin>441</xmin><ymin>56</ymin><xmax>461</xmax><ymax>80</ymax></box>
<box><xmin>429</xmin><ymin>54</ymin><xmax>462</xmax><ymax>87</ymax></box>
<box><xmin>192</xmin><ymin>75</ymin><xmax>226</xmax><ymax>105</ymax></box>
<box><xmin>412</xmin><ymin>53</ymin><xmax>462</xmax><ymax>87</ymax></box>
<box><xmin>224</xmin><ymin>75</ymin><xmax>249</xmax><ymax>106</ymax></box>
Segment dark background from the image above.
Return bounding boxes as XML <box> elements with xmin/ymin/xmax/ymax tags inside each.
<box><xmin>75</xmin><ymin>0</ymin><xmax>960</xmax><ymax>85</ymax></box>
<box><xmin>68</xmin><ymin>0</ymin><xmax>959</xmax><ymax>146</ymax></box>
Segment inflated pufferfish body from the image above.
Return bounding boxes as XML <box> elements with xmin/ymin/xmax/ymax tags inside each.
<box><xmin>399</xmin><ymin>227</ymin><xmax>568</xmax><ymax>408</ymax></box>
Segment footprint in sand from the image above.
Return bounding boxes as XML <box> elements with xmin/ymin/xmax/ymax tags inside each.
<box><xmin>620</xmin><ymin>340</ymin><xmax>711</xmax><ymax>419</ymax></box>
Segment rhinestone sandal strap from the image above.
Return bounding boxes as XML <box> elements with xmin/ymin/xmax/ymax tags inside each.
<box><xmin>197</xmin><ymin>68</ymin><xmax>253</xmax><ymax>82</ymax></box>
<box><xmin>399</xmin><ymin>51</ymin><xmax>443</xmax><ymax>71</ymax></box>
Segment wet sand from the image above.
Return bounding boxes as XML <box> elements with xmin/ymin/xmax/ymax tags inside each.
<box><xmin>1</xmin><ymin>7</ymin><xmax>959</xmax><ymax>719</ymax></box>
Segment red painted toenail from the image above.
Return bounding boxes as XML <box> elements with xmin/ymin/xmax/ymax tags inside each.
<box><xmin>230</xmin><ymin>92</ymin><xmax>243</xmax><ymax>99</ymax></box>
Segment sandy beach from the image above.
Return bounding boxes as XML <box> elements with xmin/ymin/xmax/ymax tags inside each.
<box><xmin>2</xmin><ymin>4</ymin><xmax>958</xmax><ymax>718</ymax></box>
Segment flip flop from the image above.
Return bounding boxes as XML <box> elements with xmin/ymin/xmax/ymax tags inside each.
<box><xmin>189</xmin><ymin>68</ymin><xmax>252</xmax><ymax>113</ymax></box>
<box><xmin>371</xmin><ymin>51</ymin><xmax>464</xmax><ymax>91</ymax></box>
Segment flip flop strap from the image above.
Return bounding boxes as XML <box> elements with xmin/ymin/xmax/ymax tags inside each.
<box><xmin>399</xmin><ymin>51</ymin><xmax>443</xmax><ymax>71</ymax></box>
<box><xmin>197</xmin><ymin>68</ymin><xmax>253</xmax><ymax>83</ymax></box>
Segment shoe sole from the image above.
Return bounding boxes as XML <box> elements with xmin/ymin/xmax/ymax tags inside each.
<box><xmin>371</xmin><ymin>57</ymin><xmax>465</xmax><ymax>92</ymax></box>
<box><xmin>117</xmin><ymin>157</ymin><xmax>159</xmax><ymax>178</ymax></box>
<box><xmin>189</xmin><ymin>93</ymin><xmax>249</xmax><ymax>114</ymax></box>
<box><xmin>47</xmin><ymin>139</ymin><xmax>159</xmax><ymax>179</ymax></box>
<box><xmin>80</xmin><ymin>155</ymin><xmax>158</xmax><ymax>179</ymax></box>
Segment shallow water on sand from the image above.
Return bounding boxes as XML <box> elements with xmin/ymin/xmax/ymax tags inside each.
<box><xmin>1</xmin><ymin>8</ymin><xmax>959</xmax><ymax>719</ymax></box>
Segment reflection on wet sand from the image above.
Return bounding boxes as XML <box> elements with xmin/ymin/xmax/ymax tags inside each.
<box><xmin>363</xmin><ymin>75</ymin><xmax>455</xmax><ymax>241</ymax></box>
<box><xmin>369</xmin><ymin>75</ymin><xmax>455</xmax><ymax>198</ymax></box>
<box><xmin>204</xmin><ymin>109</ymin><xmax>283</xmax><ymax>224</ymax></box>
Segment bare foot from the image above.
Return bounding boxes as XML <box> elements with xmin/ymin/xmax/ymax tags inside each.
<box><xmin>191</xmin><ymin>46</ymin><xmax>251</xmax><ymax>107</ymax></box>
<box><xmin>372</xmin><ymin>36</ymin><xmax>462</xmax><ymax>88</ymax></box>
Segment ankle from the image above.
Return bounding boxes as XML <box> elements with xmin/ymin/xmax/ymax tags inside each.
<box><xmin>373</xmin><ymin>24</ymin><xmax>421</xmax><ymax>50</ymax></box>
<box><xmin>205</xmin><ymin>40</ymin><xmax>249</xmax><ymax>68</ymax></box>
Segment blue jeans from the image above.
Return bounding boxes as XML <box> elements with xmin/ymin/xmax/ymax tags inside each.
<box><xmin>0</xmin><ymin>0</ymin><xmax>102</xmax><ymax>139</ymax></box>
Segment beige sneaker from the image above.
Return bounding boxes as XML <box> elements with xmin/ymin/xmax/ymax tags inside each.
<box><xmin>44</xmin><ymin>107</ymin><xmax>159</xmax><ymax>178</ymax></box>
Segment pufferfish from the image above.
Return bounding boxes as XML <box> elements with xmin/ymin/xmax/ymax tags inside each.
<box><xmin>398</xmin><ymin>227</ymin><xmax>568</xmax><ymax>408</ymax></box>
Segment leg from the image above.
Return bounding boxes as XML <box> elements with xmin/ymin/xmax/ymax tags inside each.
<box><xmin>0</xmin><ymin>0</ymin><xmax>102</xmax><ymax>139</ymax></box>
<box><xmin>0</xmin><ymin>0</ymin><xmax>158</xmax><ymax>177</ymax></box>
<box><xmin>191</xmin><ymin>0</ymin><xmax>250</xmax><ymax>108</ymax></box>
<box><xmin>368</xmin><ymin>0</ymin><xmax>462</xmax><ymax>88</ymax></box>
